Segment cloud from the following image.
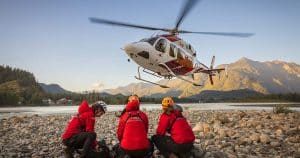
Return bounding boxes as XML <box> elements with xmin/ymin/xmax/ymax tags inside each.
<box><xmin>92</xmin><ymin>82</ymin><xmax>105</xmax><ymax>90</ymax></box>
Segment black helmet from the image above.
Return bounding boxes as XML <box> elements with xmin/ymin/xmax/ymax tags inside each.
<box><xmin>93</xmin><ymin>101</ymin><xmax>107</xmax><ymax>113</ymax></box>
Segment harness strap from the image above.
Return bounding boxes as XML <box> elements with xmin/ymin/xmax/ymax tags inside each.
<box><xmin>124</xmin><ymin>112</ymin><xmax>132</xmax><ymax>123</ymax></box>
<box><xmin>77</xmin><ymin>114</ymin><xmax>85</xmax><ymax>132</ymax></box>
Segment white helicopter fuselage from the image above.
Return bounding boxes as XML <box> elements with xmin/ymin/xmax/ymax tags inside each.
<box><xmin>124</xmin><ymin>35</ymin><xmax>207</xmax><ymax>77</ymax></box>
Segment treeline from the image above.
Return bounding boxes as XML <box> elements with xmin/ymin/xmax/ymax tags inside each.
<box><xmin>45</xmin><ymin>92</ymin><xmax>197</xmax><ymax>105</ymax></box>
<box><xmin>190</xmin><ymin>89</ymin><xmax>300</xmax><ymax>103</ymax></box>
<box><xmin>45</xmin><ymin>92</ymin><xmax>129</xmax><ymax>105</ymax></box>
<box><xmin>230</xmin><ymin>93</ymin><xmax>300</xmax><ymax>102</ymax></box>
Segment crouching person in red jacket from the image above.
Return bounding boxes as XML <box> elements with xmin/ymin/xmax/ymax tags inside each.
<box><xmin>115</xmin><ymin>95</ymin><xmax>153</xmax><ymax>158</ymax></box>
<box><xmin>151</xmin><ymin>97</ymin><xmax>195</xmax><ymax>158</ymax></box>
<box><xmin>62</xmin><ymin>100</ymin><xmax>107</xmax><ymax>158</ymax></box>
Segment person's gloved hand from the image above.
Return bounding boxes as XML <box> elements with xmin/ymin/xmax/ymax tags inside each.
<box><xmin>98</xmin><ymin>139</ymin><xmax>106</xmax><ymax>147</ymax></box>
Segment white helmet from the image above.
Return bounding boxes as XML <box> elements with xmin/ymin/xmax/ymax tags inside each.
<box><xmin>94</xmin><ymin>101</ymin><xmax>107</xmax><ymax>113</ymax></box>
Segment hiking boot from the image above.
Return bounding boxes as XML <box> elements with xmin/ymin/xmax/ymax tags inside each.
<box><xmin>63</xmin><ymin>147</ymin><xmax>74</xmax><ymax>158</ymax></box>
<box><xmin>124</xmin><ymin>155</ymin><xmax>131</xmax><ymax>158</ymax></box>
<box><xmin>191</xmin><ymin>147</ymin><xmax>206</xmax><ymax>158</ymax></box>
<box><xmin>169</xmin><ymin>153</ymin><xmax>178</xmax><ymax>158</ymax></box>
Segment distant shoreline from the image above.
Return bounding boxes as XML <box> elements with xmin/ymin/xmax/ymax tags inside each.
<box><xmin>229</xmin><ymin>103</ymin><xmax>300</xmax><ymax>107</ymax></box>
<box><xmin>0</xmin><ymin>104</ymin><xmax>77</xmax><ymax>108</ymax></box>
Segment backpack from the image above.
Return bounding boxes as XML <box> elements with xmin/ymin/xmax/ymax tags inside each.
<box><xmin>167</xmin><ymin>112</ymin><xmax>183</xmax><ymax>133</ymax></box>
<box><xmin>124</xmin><ymin>111</ymin><xmax>147</xmax><ymax>130</ymax></box>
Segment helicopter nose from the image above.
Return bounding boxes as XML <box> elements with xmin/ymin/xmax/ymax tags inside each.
<box><xmin>124</xmin><ymin>44</ymin><xmax>136</xmax><ymax>54</ymax></box>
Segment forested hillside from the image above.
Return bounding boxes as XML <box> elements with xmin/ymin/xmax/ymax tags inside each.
<box><xmin>0</xmin><ymin>65</ymin><xmax>44</xmax><ymax>105</ymax></box>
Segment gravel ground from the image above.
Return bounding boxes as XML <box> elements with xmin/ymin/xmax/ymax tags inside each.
<box><xmin>0</xmin><ymin>109</ymin><xmax>299</xmax><ymax>158</ymax></box>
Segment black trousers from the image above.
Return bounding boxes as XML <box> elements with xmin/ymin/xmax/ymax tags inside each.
<box><xmin>63</xmin><ymin>132</ymin><xmax>96</xmax><ymax>158</ymax></box>
<box><xmin>151</xmin><ymin>135</ymin><xmax>193</xmax><ymax>158</ymax></box>
<box><xmin>114</xmin><ymin>139</ymin><xmax>154</xmax><ymax>158</ymax></box>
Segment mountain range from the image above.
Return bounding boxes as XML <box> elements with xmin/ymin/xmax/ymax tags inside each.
<box><xmin>39</xmin><ymin>83</ymin><xmax>69</xmax><ymax>94</ymax></box>
<box><xmin>102</xmin><ymin>57</ymin><xmax>300</xmax><ymax>98</ymax></box>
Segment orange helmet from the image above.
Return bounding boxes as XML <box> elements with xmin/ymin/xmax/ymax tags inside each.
<box><xmin>128</xmin><ymin>95</ymin><xmax>139</xmax><ymax>103</ymax></box>
<box><xmin>162</xmin><ymin>97</ymin><xmax>174</xmax><ymax>109</ymax></box>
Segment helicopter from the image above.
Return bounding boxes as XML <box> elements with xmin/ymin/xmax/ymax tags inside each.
<box><xmin>89</xmin><ymin>0</ymin><xmax>254</xmax><ymax>88</ymax></box>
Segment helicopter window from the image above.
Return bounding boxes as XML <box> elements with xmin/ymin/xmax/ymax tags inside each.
<box><xmin>137</xmin><ymin>51</ymin><xmax>149</xmax><ymax>59</ymax></box>
<box><xmin>155</xmin><ymin>39</ymin><xmax>167</xmax><ymax>53</ymax></box>
<box><xmin>177</xmin><ymin>49</ymin><xmax>184</xmax><ymax>60</ymax></box>
<box><xmin>140</xmin><ymin>38</ymin><xmax>147</xmax><ymax>42</ymax></box>
<box><xmin>148</xmin><ymin>37</ymin><xmax>158</xmax><ymax>45</ymax></box>
<box><xmin>169</xmin><ymin>44</ymin><xmax>175</xmax><ymax>57</ymax></box>
<box><xmin>140</xmin><ymin>37</ymin><xmax>158</xmax><ymax>46</ymax></box>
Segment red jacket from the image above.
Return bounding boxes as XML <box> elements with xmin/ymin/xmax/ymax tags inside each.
<box><xmin>62</xmin><ymin>100</ymin><xmax>96</xmax><ymax>140</ymax></box>
<box><xmin>156</xmin><ymin>110</ymin><xmax>195</xmax><ymax>144</ymax></box>
<box><xmin>117</xmin><ymin>101</ymin><xmax>149</xmax><ymax>150</ymax></box>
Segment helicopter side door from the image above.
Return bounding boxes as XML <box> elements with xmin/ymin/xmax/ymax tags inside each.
<box><xmin>163</xmin><ymin>42</ymin><xmax>194</xmax><ymax>75</ymax></box>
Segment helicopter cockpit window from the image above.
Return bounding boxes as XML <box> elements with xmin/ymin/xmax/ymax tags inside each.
<box><xmin>155</xmin><ymin>39</ymin><xmax>167</xmax><ymax>53</ymax></box>
<box><xmin>169</xmin><ymin>44</ymin><xmax>175</xmax><ymax>57</ymax></box>
<box><xmin>140</xmin><ymin>37</ymin><xmax>158</xmax><ymax>46</ymax></box>
<box><xmin>148</xmin><ymin>37</ymin><xmax>158</xmax><ymax>45</ymax></box>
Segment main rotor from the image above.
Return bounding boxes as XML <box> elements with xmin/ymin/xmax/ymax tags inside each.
<box><xmin>89</xmin><ymin>0</ymin><xmax>254</xmax><ymax>37</ymax></box>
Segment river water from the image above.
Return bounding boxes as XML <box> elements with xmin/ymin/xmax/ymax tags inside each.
<box><xmin>0</xmin><ymin>102</ymin><xmax>299</xmax><ymax>119</ymax></box>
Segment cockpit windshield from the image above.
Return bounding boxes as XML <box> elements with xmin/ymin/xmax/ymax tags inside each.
<box><xmin>139</xmin><ymin>37</ymin><xmax>158</xmax><ymax>45</ymax></box>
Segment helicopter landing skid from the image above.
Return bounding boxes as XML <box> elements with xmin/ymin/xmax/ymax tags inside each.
<box><xmin>134</xmin><ymin>66</ymin><xmax>170</xmax><ymax>88</ymax></box>
<box><xmin>159</xmin><ymin>63</ymin><xmax>202</xmax><ymax>87</ymax></box>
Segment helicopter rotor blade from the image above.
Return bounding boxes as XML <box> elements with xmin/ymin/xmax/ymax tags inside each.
<box><xmin>175</xmin><ymin>0</ymin><xmax>200</xmax><ymax>30</ymax></box>
<box><xmin>89</xmin><ymin>17</ymin><xmax>171</xmax><ymax>32</ymax></box>
<box><xmin>178</xmin><ymin>30</ymin><xmax>254</xmax><ymax>37</ymax></box>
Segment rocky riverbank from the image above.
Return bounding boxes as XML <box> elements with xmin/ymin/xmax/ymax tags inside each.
<box><xmin>0</xmin><ymin>110</ymin><xmax>299</xmax><ymax>158</ymax></box>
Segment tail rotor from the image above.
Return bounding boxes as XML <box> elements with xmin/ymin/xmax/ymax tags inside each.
<box><xmin>210</xmin><ymin>55</ymin><xmax>215</xmax><ymax>69</ymax></box>
<box><xmin>209</xmin><ymin>56</ymin><xmax>215</xmax><ymax>85</ymax></box>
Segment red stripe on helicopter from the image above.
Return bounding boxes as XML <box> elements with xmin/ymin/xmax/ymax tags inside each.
<box><xmin>165</xmin><ymin>60</ymin><xmax>193</xmax><ymax>75</ymax></box>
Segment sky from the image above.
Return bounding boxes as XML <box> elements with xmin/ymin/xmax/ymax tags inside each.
<box><xmin>1</xmin><ymin>0</ymin><xmax>300</xmax><ymax>92</ymax></box>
